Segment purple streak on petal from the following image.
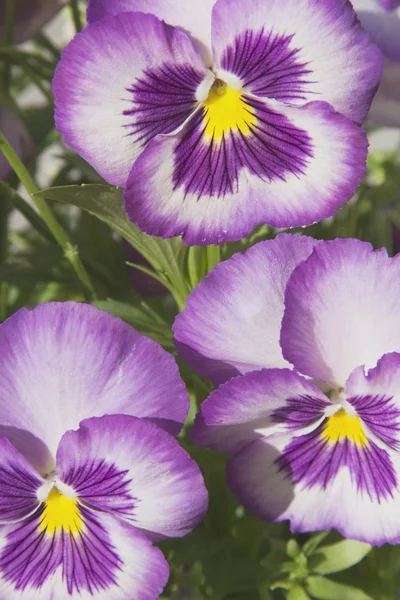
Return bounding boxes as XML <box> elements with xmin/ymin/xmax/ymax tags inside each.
<box><xmin>277</xmin><ymin>425</ymin><xmax>397</xmax><ymax>502</ymax></box>
<box><xmin>270</xmin><ymin>395</ymin><xmax>328</xmax><ymax>431</ymax></box>
<box><xmin>349</xmin><ymin>394</ymin><xmax>400</xmax><ymax>449</ymax></box>
<box><xmin>124</xmin><ymin>63</ymin><xmax>204</xmax><ymax>148</ymax></box>
<box><xmin>221</xmin><ymin>28</ymin><xmax>314</xmax><ymax>102</ymax></box>
<box><xmin>0</xmin><ymin>505</ymin><xmax>121</xmax><ymax>593</ymax></box>
<box><xmin>0</xmin><ymin>506</ymin><xmax>169</xmax><ymax>597</ymax></box>
<box><xmin>62</xmin><ymin>459</ymin><xmax>136</xmax><ymax>520</ymax></box>
<box><xmin>172</xmin><ymin>96</ymin><xmax>313</xmax><ymax>199</ymax></box>
<box><xmin>0</xmin><ymin>436</ymin><xmax>43</xmax><ymax>524</ymax></box>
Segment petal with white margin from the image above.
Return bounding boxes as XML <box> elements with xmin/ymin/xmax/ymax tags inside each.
<box><xmin>191</xmin><ymin>368</ymin><xmax>329</xmax><ymax>454</ymax></box>
<box><xmin>125</xmin><ymin>99</ymin><xmax>367</xmax><ymax>244</ymax></box>
<box><xmin>53</xmin><ymin>12</ymin><xmax>207</xmax><ymax>186</ymax></box>
<box><xmin>281</xmin><ymin>239</ymin><xmax>400</xmax><ymax>389</ymax></box>
<box><xmin>212</xmin><ymin>0</ymin><xmax>383</xmax><ymax>123</ymax></box>
<box><xmin>0</xmin><ymin>302</ymin><xmax>189</xmax><ymax>457</ymax></box>
<box><xmin>227</xmin><ymin>427</ymin><xmax>400</xmax><ymax>545</ymax></box>
<box><xmin>56</xmin><ymin>415</ymin><xmax>208</xmax><ymax>540</ymax></box>
<box><xmin>86</xmin><ymin>0</ymin><xmax>216</xmax><ymax>64</ymax></box>
<box><xmin>173</xmin><ymin>234</ymin><xmax>318</xmax><ymax>384</ymax></box>
<box><xmin>0</xmin><ymin>507</ymin><xmax>168</xmax><ymax>599</ymax></box>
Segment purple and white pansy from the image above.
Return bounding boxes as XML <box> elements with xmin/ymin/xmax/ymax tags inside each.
<box><xmin>53</xmin><ymin>0</ymin><xmax>382</xmax><ymax>244</ymax></box>
<box><xmin>0</xmin><ymin>302</ymin><xmax>207</xmax><ymax>599</ymax></box>
<box><xmin>174</xmin><ymin>235</ymin><xmax>400</xmax><ymax>545</ymax></box>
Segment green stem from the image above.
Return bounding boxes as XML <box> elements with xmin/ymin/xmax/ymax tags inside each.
<box><xmin>36</xmin><ymin>33</ymin><xmax>61</xmax><ymax>60</ymax></box>
<box><xmin>70</xmin><ymin>0</ymin><xmax>83</xmax><ymax>32</ymax></box>
<box><xmin>2</xmin><ymin>0</ymin><xmax>15</xmax><ymax>92</ymax></box>
<box><xmin>0</xmin><ymin>132</ymin><xmax>97</xmax><ymax>298</ymax></box>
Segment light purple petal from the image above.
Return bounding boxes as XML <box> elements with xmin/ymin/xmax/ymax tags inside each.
<box><xmin>345</xmin><ymin>353</ymin><xmax>400</xmax><ymax>449</ymax></box>
<box><xmin>351</xmin><ymin>0</ymin><xmax>400</xmax><ymax>60</ymax></box>
<box><xmin>191</xmin><ymin>369</ymin><xmax>329</xmax><ymax>454</ymax></box>
<box><xmin>125</xmin><ymin>99</ymin><xmax>367</xmax><ymax>244</ymax></box>
<box><xmin>0</xmin><ymin>436</ymin><xmax>43</xmax><ymax>524</ymax></box>
<box><xmin>281</xmin><ymin>239</ymin><xmax>400</xmax><ymax>389</ymax></box>
<box><xmin>227</xmin><ymin>429</ymin><xmax>400</xmax><ymax>545</ymax></box>
<box><xmin>86</xmin><ymin>0</ymin><xmax>215</xmax><ymax>64</ymax></box>
<box><xmin>211</xmin><ymin>0</ymin><xmax>383</xmax><ymax>124</ymax></box>
<box><xmin>56</xmin><ymin>415</ymin><xmax>208</xmax><ymax>540</ymax></box>
<box><xmin>379</xmin><ymin>0</ymin><xmax>400</xmax><ymax>9</ymax></box>
<box><xmin>53</xmin><ymin>11</ymin><xmax>207</xmax><ymax>187</ymax></box>
<box><xmin>174</xmin><ymin>234</ymin><xmax>318</xmax><ymax>383</ymax></box>
<box><xmin>0</xmin><ymin>0</ymin><xmax>64</xmax><ymax>45</ymax></box>
<box><xmin>0</xmin><ymin>302</ymin><xmax>188</xmax><ymax>457</ymax></box>
<box><xmin>0</xmin><ymin>108</ymin><xmax>33</xmax><ymax>180</ymax></box>
<box><xmin>367</xmin><ymin>59</ymin><xmax>400</xmax><ymax>127</ymax></box>
<box><xmin>0</xmin><ymin>506</ymin><xmax>168</xmax><ymax>599</ymax></box>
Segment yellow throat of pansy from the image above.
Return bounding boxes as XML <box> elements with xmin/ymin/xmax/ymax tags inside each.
<box><xmin>39</xmin><ymin>487</ymin><xmax>83</xmax><ymax>536</ymax></box>
<box><xmin>203</xmin><ymin>80</ymin><xmax>255</xmax><ymax>141</ymax></box>
<box><xmin>322</xmin><ymin>408</ymin><xmax>368</xmax><ymax>446</ymax></box>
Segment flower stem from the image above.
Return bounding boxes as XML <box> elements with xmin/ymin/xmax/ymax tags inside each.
<box><xmin>0</xmin><ymin>131</ymin><xmax>97</xmax><ymax>299</ymax></box>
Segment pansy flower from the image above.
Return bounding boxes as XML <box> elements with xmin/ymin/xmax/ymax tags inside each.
<box><xmin>174</xmin><ymin>235</ymin><xmax>400</xmax><ymax>544</ymax></box>
<box><xmin>0</xmin><ymin>302</ymin><xmax>207</xmax><ymax>598</ymax></box>
<box><xmin>53</xmin><ymin>0</ymin><xmax>382</xmax><ymax>245</ymax></box>
<box><xmin>352</xmin><ymin>0</ymin><xmax>400</xmax><ymax>127</ymax></box>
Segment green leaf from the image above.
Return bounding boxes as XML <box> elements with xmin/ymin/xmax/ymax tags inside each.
<box><xmin>35</xmin><ymin>185</ymin><xmax>190</xmax><ymax>309</ymax></box>
<box><xmin>286</xmin><ymin>585</ymin><xmax>311</xmax><ymax>600</ymax></box>
<box><xmin>93</xmin><ymin>299</ymin><xmax>173</xmax><ymax>348</ymax></box>
<box><xmin>306</xmin><ymin>576</ymin><xmax>373</xmax><ymax>600</ymax></box>
<box><xmin>309</xmin><ymin>540</ymin><xmax>371</xmax><ymax>575</ymax></box>
<box><xmin>303</xmin><ymin>533</ymin><xmax>330</xmax><ymax>557</ymax></box>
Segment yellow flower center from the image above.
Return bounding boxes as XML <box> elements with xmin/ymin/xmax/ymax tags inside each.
<box><xmin>203</xmin><ymin>80</ymin><xmax>255</xmax><ymax>141</ymax></box>
<box><xmin>322</xmin><ymin>408</ymin><xmax>368</xmax><ymax>447</ymax></box>
<box><xmin>39</xmin><ymin>487</ymin><xmax>83</xmax><ymax>536</ymax></box>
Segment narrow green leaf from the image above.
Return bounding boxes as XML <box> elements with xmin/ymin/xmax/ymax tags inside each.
<box><xmin>187</xmin><ymin>246</ymin><xmax>207</xmax><ymax>289</ymax></box>
<box><xmin>306</xmin><ymin>576</ymin><xmax>373</xmax><ymax>600</ymax></box>
<box><xmin>309</xmin><ymin>540</ymin><xmax>371</xmax><ymax>575</ymax></box>
<box><xmin>303</xmin><ymin>533</ymin><xmax>330</xmax><ymax>557</ymax></box>
<box><xmin>35</xmin><ymin>185</ymin><xmax>190</xmax><ymax>308</ymax></box>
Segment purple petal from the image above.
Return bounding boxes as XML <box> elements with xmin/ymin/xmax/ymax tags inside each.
<box><xmin>174</xmin><ymin>234</ymin><xmax>318</xmax><ymax>383</ymax></box>
<box><xmin>125</xmin><ymin>99</ymin><xmax>367</xmax><ymax>244</ymax></box>
<box><xmin>86</xmin><ymin>0</ymin><xmax>216</xmax><ymax>64</ymax></box>
<box><xmin>0</xmin><ymin>302</ymin><xmax>188</xmax><ymax>457</ymax></box>
<box><xmin>0</xmin><ymin>506</ymin><xmax>168</xmax><ymax>598</ymax></box>
<box><xmin>212</xmin><ymin>0</ymin><xmax>383</xmax><ymax>124</ymax></box>
<box><xmin>227</xmin><ymin>426</ymin><xmax>400</xmax><ymax>544</ymax></box>
<box><xmin>53</xmin><ymin>11</ymin><xmax>207</xmax><ymax>187</ymax></box>
<box><xmin>0</xmin><ymin>436</ymin><xmax>43</xmax><ymax>524</ymax></box>
<box><xmin>345</xmin><ymin>353</ymin><xmax>400</xmax><ymax>449</ymax></box>
<box><xmin>352</xmin><ymin>0</ymin><xmax>400</xmax><ymax>60</ymax></box>
<box><xmin>56</xmin><ymin>415</ymin><xmax>208</xmax><ymax>540</ymax></box>
<box><xmin>281</xmin><ymin>239</ymin><xmax>400</xmax><ymax>389</ymax></box>
<box><xmin>191</xmin><ymin>368</ymin><xmax>329</xmax><ymax>454</ymax></box>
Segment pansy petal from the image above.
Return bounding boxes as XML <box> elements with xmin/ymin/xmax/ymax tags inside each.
<box><xmin>227</xmin><ymin>427</ymin><xmax>400</xmax><ymax>544</ymax></box>
<box><xmin>0</xmin><ymin>436</ymin><xmax>43</xmax><ymax>524</ymax></box>
<box><xmin>368</xmin><ymin>60</ymin><xmax>400</xmax><ymax>127</ymax></box>
<box><xmin>345</xmin><ymin>353</ymin><xmax>400</xmax><ymax>449</ymax></box>
<box><xmin>56</xmin><ymin>415</ymin><xmax>208</xmax><ymax>540</ymax></box>
<box><xmin>281</xmin><ymin>239</ymin><xmax>400</xmax><ymax>389</ymax></box>
<box><xmin>86</xmin><ymin>0</ymin><xmax>215</xmax><ymax>64</ymax></box>
<box><xmin>351</xmin><ymin>1</ymin><xmax>400</xmax><ymax>60</ymax></box>
<box><xmin>211</xmin><ymin>0</ymin><xmax>383</xmax><ymax>123</ymax></box>
<box><xmin>125</xmin><ymin>98</ymin><xmax>367</xmax><ymax>244</ymax></box>
<box><xmin>53</xmin><ymin>11</ymin><xmax>208</xmax><ymax>187</ymax></box>
<box><xmin>192</xmin><ymin>369</ymin><xmax>330</xmax><ymax>454</ymax></box>
<box><xmin>0</xmin><ymin>506</ymin><xmax>168</xmax><ymax>599</ymax></box>
<box><xmin>174</xmin><ymin>234</ymin><xmax>318</xmax><ymax>383</ymax></box>
<box><xmin>0</xmin><ymin>302</ymin><xmax>188</xmax><ymax>457</ymax></box>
